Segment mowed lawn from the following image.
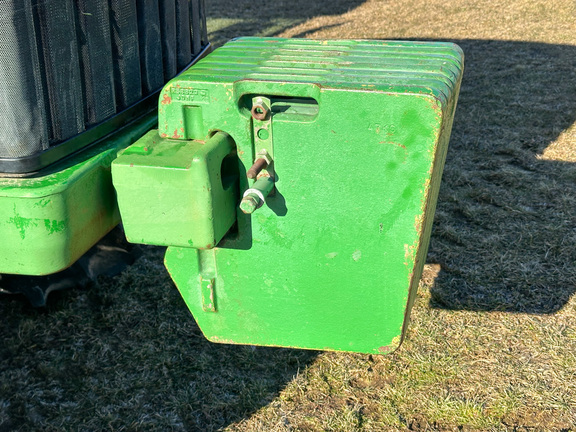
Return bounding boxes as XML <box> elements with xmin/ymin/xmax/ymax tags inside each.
<box><xmin>2</xmin><ymin>0</ymin><xmax>576</xmax><ymax>431</ymax></box>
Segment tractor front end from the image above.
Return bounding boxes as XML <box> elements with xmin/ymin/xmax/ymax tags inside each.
<box><xmin>0</xmin><ymin>0</ymin><xmax>209</xmax><ymax>305</ymax></box>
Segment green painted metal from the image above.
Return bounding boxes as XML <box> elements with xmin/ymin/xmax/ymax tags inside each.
<box><xmin>240</xmin><ymin>177</ymin><xmax>275</xmax><ymax>214</ymax></box>
<box><xmin>112</xmin><ymin>131</ymin><xmax>238</xmax><ymax>249</ymax></box>
<box><xmin>0</xmin><ymin>114</ymin><xmax>156</xmax><ymax>276</ymax></box>
<box><xmin>113</xmin><ymin>37</ymin><xmax>464</xmax><ymax>354</ymax></box>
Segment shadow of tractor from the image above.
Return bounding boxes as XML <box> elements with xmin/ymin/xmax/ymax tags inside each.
<box><xmin>428</xmin><ymin>39</ymin><xmax>576</xmax><ymax>314</ymax></box>
<box><xmin>206</xmin><ymin>0</ymin><xmax>367</xmax><ymax>46</ymax></box>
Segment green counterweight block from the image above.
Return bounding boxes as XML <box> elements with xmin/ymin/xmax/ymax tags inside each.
<box><xmin>112</xmin><ymin>131</ymin><xmax>239</xmax><ymax>249</ymax></box>
<box><xmin>113</xmin><ymin>37</ymin><xmax>464</xmax><ymax>354</ymax></box>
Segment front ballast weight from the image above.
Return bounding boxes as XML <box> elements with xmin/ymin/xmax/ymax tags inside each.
<box><xmin>112</xmin><ymin>37</ymin><xmax>464</xmax><ymax>355</ymax></box>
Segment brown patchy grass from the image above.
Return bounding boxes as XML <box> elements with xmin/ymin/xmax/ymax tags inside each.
<box><xmin>2</xmin><ymin>0</ymin><xmax>576</xmax><ymax>431</ymax></box>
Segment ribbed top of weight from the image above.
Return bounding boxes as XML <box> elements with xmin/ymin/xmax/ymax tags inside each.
<box><xmin>177</xmin><ymin>37</ymin><xmax>464</xmax><ymax>105</ymax></box>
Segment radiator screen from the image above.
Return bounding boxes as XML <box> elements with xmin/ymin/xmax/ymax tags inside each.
<box><xmin>0</xmin><ymin>0</ymin><xmax>207</xmax><ymax>164</ymax></box>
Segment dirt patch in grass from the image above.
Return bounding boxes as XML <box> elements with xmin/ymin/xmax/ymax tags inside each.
<box><xmin>2</xmin><ymin>0</ymin><xmax>576</xmax><ymax>431</ymax></box>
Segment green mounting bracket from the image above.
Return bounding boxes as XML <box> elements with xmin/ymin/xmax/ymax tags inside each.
<box><xmin>112</xmin><ymin>131</ymin><xmax>238</xmax><ymax>249</ymax></box>
<box><xmin>251</xmin><ymin>95</ymin><xmax>274</xmax><ymax>176</ymax></box>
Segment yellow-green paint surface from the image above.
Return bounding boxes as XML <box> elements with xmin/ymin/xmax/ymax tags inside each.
<box><xmin>115</xmin><ymin>37</ymin><xmax>464</xmax><ymax>354</ymax></box>
<box><xmin>0</xmin><ymin>114</ymin><xmax>156</xmax><ymax>275</ymax></box>
<box><xmin>112</xmin><ymin>131</ymin><xmax>238</xmax><ymax>249</ymax></box>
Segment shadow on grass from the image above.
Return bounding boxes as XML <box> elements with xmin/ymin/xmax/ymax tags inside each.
<box><xmin>428</xmin><ymin>40</ymin><xmax>576</xmax><ymax>314</ymax></box>
<box><xmin>206</xmin><ymin>0</ymin><xmax>365</xmax><ymax>47</ymax></box>
<box><xmin>0</xmin><ymin>249</ymin><xmax>318</xmax><ymax>431</ymax></box>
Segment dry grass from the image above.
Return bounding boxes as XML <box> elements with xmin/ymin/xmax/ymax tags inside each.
<box><xmin>2</xmin><ymin>0</ymin><xmax>576</xmax><ymax>430</ymax></box>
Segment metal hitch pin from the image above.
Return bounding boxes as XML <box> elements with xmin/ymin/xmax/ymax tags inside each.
<box><xmin>247</xmin><ymin>158</ymin><xmax>268</xmax><ymax>179</ymax></box>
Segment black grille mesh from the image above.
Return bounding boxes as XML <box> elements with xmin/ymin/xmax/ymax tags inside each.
<box><xmin>159</xmin><ymin>0</ymin><xmax>177</xmax><ymax>80</ymax></box>
<box><xmin>36</xmin><ymin>0</ymin><xmax>84</xmax><ymax>142</ymax></box>
<box><xmin>0</xmin><ymin>0</ymin><xmax>208</xmax><ymax>160</ymax></box>
<box><xmin>176</xmin><ymin>0</ymin><xmax>192</xmax><ymax>70</ymax></box>
<box><xmin>137</xmin><ymin>0</ymin><xmax>164</xmax><ymax>94</ymax></box>
<box><xmin>0</xmin><ymin>1</ymin><xmax>49</xmax><ymax>158</ymax></box>
<box><xmin>110</xmin><ymin>0</ymin><xmax>142</xmax><ymax>109</ymax></box>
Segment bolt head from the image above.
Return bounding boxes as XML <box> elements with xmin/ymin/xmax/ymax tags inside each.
<box><xmin>240</xmin><ymin>195</ymin><xmax>260</xmax><ymax>214</ymax></box>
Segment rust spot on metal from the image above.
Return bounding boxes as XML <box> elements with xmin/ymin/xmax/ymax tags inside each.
<box><xmin>160</xmin><ymin>133</ymin><xmax>168</xmax><ymax>138</ymax></box>
<box><xmin>379</xmin><ymin>141</ymin><xmax>406</xmax><ymax>150</ymax></box>
<box><xmin>209</xmin><ymin>335</ymin><xmax>238</xmax><ymax>344</ymax></box>
<box><xmin>161</xmin><ymin>93</ymin><xmax>172</xmax><ymax>105</ymax></box>
<box><xmin>172</xmin><ymin>129</ymin><xmax>182</xmax><ymax>139</ymax></box>
<box><xmin>425</xmin><ymin>95</ymin><xmax>443</xmax><ymax>115</ymax></box>
<box><xmin>247</xmin><ymin>158</ymin><xmax>268</xmax><ymax>179</ymax></box>
<box><xmin>380</xmin><ymin>141</ymin><xmax>408</xmax><ymax>163</ymax></box>
<box><xmin>378</xmin><ymin>346</ymin><xmax>391</xmax><ymax>353</ymax></box>
<box><xmin>404</xmin><ymin>243</ymin><xmax>417</xmax><ymax>262</ymax></box>
<box><xmin>404</xmin><ymin>241</ymin><xmax>418</xmax><ymax>283</ymax></box>
<box><xmin>414</xmin><ymin>213</ymin><xmax>424</xmax><ymax>232</ymax></box>
<box><xmin>251</xmin><ymin>103</ymin><xmax>269</xmax><ymax>120</ymax></box>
